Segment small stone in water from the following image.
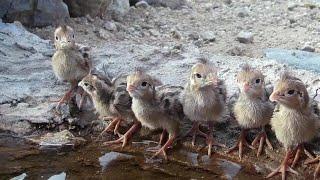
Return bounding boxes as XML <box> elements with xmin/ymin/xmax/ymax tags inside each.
<box><xmin>48</xmin><ymin>172</ymin><xmax>66</xmax><ymax>180</ymax></box>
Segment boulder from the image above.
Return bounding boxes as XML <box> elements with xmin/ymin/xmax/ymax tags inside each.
<box><xmin>2</xmin><ymin>0</ymin><xmax>69</xmax><ymax>27</ymax></box>
<box><xmin>64</xmin><ymin>0</ymin><xmax>129</xmax><ymax>18</ymax></box>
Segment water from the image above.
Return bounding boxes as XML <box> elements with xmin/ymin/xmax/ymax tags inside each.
<box><xmin>0</xmin><ymin>132</ymin><xmax>263</xmax><ymax>180</ymax></box>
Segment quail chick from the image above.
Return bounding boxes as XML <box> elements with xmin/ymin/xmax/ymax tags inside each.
<box><xmin>181</xmin><ymin>58</ymin><xmax>226</xmax><ymax>157</ymax></box>
<box><xmin>266</xmin><ymin>73</ymin><xmax>318</xmax><ymax>180</ymax></box>
<box><xmin>227</xmin><ymin>64</ymin><xmax>274</xmax><ymax>159</ymax></box>
<box><xmin>52</xmin><ymin>25</ymin><xmax>91</xmax><ymax>109</ymax></box>
<box><xmin>305</xmin><ymin>91</ymin><xmax>320</xmax><ymax>179</ymax></box>
<box><xmin>126</xmin><ymin>70</ymin><xmax>184</xmax><ymax>160</ymax></box>
<box><xmin>78</xmin><ymin>73</ymin><xmax>137</xmax><ymax>140</ymax></box>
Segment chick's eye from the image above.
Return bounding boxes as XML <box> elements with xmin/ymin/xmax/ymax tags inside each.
<box><xmin>55</xmin><ymin>36</ymin><xmax>59</xmax><ymax>40</ymax></box>
<box><xmin>84</xmin><ymin>82</ymin><xmax>89</xmax><ymax>86</ymax></box>
<box><xmin>195</xmin><ymin>73</ymin><xmax>202</xmax><ymax>78</ymax></box>
<box><xmin>255</xmin><ymin>79</ymin><xmax>261</xmax><ymax>84</ymax></box>
<box><xmin>72</xmin><ymin>34</ymin><xmax>75</xmax><ymax>39</ymax></box>
<box><xmin>141</xmin><ymin>82</ymin><xmax>148</xmax><ymax>87</ymax></box>
<box><xmin>287</xmin><ymin>90</ymin><xmax>295</xmax><ymax>95</ymax></box>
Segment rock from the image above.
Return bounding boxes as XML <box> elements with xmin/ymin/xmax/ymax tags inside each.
<box><xmin>109</xmin><ymin>0</ymin><xmax>130</xmax><ymax>18</ymax></box>
<box><xmin>103</xmin><ymin>21</ymin><xmax>117</xmax><ymax>31</ymax></box>
<box><xmin>10</xmin><ymin>173</ymin><xmax>27</xmax><ymax>180</ymax></box>
<box><xmin>142</xmin><ymin>0</ymin><xmax>188</xmax><ymax>9</ymax></box>
<box><xmin>200</xmin><ymin>31</ymin><xmax>216</xmax><ymax>43</ymax></box>
<box><xmin>48</xmin><ymin>172</ymin><xmax>66</xmax><ymax>180</ymax></box>
<box><xmin>171</xmin><ymin>30</ymin><xmax>182</xmax><ymax>40</ymax></box>
<box><xmin>27</xmin><ymin>130</ymin><xmax>86</xmax><ymax>147</ymax></box>
<box><xmin>99</xmin><ymin>152</ymin><xmax>134</xmax><ymax>170</ymax></box>
<box><xmin>264</xmin><ymin>48</ymin><xmax>320</xmax><ymax>73</ymax></box>
<box><xmin>237</xmin><ymin>7</ymin><xmax>249</xmax><ymax>17</ymax></box>
<box><xmin>148</xmin><ymin>29</ymin><xmax>160</xmax><ymax>37</ymax></box>
<box><xmin>287</xmin><ymin>2</ymin><xmax>299</xmax><ymax>11</ymax></box>
<box><xmin>97</xmin><ymin>28</ymin><xmax>112</xmax><ymax>39</ymax></box>
<box><xmin>85</xmin><ymin>14</ymin><xmax>94</xmax><ymax>22</ymax></box>
<box><xmin>237</xmin><ymin>31</ymin><xmax>253</xmax><ymax>44</ymax></box>
<box><xmin>227</xmin><ymin>46</ymin><xmax>245</xmax><ymax>56</ymax></box>
<box><xmin>301</xmin><ymin>43</ymin><xmax>315</xmax><ymax>52</ymax></box>
<box><xmin>135</xmin><ymin>1</ymin><xmax>149</xmax><ymax>8</ymax></box>
<box><xmin>0</xmin><ymin>0</ymin><xmax>11</xmax><ymax>19</ymax></box>
<box><xmin>188</xmin><ymin>32</ymin><xmax>200</xmax><ymax>40</ymax></box>
<box><xmin>63</xmin><ymin>0</ymin><xmax>112</xmax><ymax>17</ymax></box>
<box><xmin>2</xmin><ymin>0</ymin><xmax>69</xmax><ymax>27</ymax></box>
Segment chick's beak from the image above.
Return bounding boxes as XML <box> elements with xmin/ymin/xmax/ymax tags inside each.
<box><xmin>269</xmin><ymin>91</ymin><xmax>280</xmax><ymax>102</ymax></box>
<box><xmin>243</xmin><ymin>82</ymin><xmax>250</xmax><ymax>92</ymax></box>
<box><xmin>127</xmin><ymin>85</ymin><xmax>136</xmax><ymax>92</ymax></box>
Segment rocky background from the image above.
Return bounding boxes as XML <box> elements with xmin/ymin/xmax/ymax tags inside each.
<box><xmin>1</xmin><ymin>0</ymin><xmax>320</xmax><ymax>179</ymax></box>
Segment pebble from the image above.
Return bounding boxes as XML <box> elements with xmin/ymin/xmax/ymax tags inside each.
<box><xmin>237</xmin><ymin>7</ymin><xmax>249</xmax><ymax>17</ymax></box>
<box><xmin>103</xmin><ymin>21</ymin><xmax>117</xmax><ymax>32</ymax></box>
<box><xmin>237</xmin><ymin>31</ymin><xmax>253</xmax><ymax>44</ymax></box>
<box><xmin>171</xmin><ymin>30</ymin><xmax>182</xmax><ymax>40</ymax></box>
<box><xmin>85</xmin><ymin>14</ymin><xmax>94</xmax><ymax>22</ymax></box>
<box><xmin>301</xmin><ymin>43</ymin><xmax>315</xmax><ymax>52</ymax></box>
<box><xmin>97</xmin><ymin>29</ymin><xmax>111</xmax><ymax>40</ymax></box>
<box><xmin>135</xmin><ymin>1</ymin><xmax>149</xmax><ymax>8</ymax></box>
<box><xmin>200</xmin><ymin>31</ymin><xmax>216</xmax><ymax>43</ymax></box>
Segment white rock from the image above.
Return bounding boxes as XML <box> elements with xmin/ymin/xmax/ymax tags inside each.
<box><xmin>237</xmin><ymin>31</ymin><xmax>253</xmax><ymax>44</ymax></box>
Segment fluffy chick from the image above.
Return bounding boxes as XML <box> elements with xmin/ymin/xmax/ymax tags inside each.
<box><xmin>126</xmin><ymin>70</ymin><xmax>184</xmax><ymax>160</ymax></box>
<box><xmin>52</xmin><ymin>25</ymin><xmax>91</xmax><ymax>109</ymax></box>
<box><xmin>181</xmin><ymin>58</ymin><xmax>226</xmax><ymax>157</ymax></box>
<box><xmin>227</xmin><ymin>64</ymin><xmax>274</xmax><ymax>159</ymax></box>
<box><xmin>78</xmin><ymin>73</ymin><xmax>136</xmax><ymax>141</ymax></box>
<box><xmin>266</xmin><ymin>73</ymin><xmax>318</xmax><ymax>180</ymax></box>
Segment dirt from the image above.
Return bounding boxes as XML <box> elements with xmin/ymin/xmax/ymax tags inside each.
<box><xmin>2</xmin><ymin>0</ymin><xmax>320</xmax><ymax>179</ymax></box>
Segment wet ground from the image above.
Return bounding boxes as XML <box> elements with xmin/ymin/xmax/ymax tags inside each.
<box><xmin>0</xmin><ymin>129</ymin><xmax>264</xmax><ymax>180</ymax></box>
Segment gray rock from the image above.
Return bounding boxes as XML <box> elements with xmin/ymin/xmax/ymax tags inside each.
<box><xmin>237</xmin><ymin>7</ymin><xmax>249</xmax><ymax>17</ymax></box>
<box><xmin>171</xmin><ymin>30</ymin><xmax>182</xmax><ymax>40</ymax></box>
<box><xmin>237</xmin><ymin>31</ymin><xmax>253</xmax><ymax>44</ymax></box>
<box><xmin>135</xmin><ymin>1</ymin><xmax>149</xmax><ymax>8</ymax></box>
<box><xmin>97</xmin><ymin>28</ymin><xmax>112</xmax><ymax>39</ymax></box>
<box><xmin>142</xmin><ymin>0</ymin><xmax>188</xmax><ymax>9</ymax></box>
<box><xmin>63</xmin><ymin>0</ymin><xmax>112</xmax><ymax>17</ymax></box>
<box><xmin>287</xmin><ymin>2</ymin><xmax>299</xmax><ymax>11</ymax></box>
<box><xmin>103</xmin><ymin>21</ymin><xmax>117</xmax><ymax>31</ymax></box>
<box><xmin>301</xmin><ymin>43</ymin><xmax>315</xmax><ymax>52</ymax></box>
<box><xmin>3</xmin><ymin>0</ymin><xmax>69</xmax><ymax>27</ymax></box>
<box><xmin>200</xmin><ymin>31</ymin><xmax>216</xmax><ymax>43</ymax></box>
<box><xmin>264</xmin><ymin>48</ymin><xmax>320</xmax><ymax>72</ymax></box>
<box><xmin>109</xmin><ymin>0</ymin><xmax>130</xmax><ymax>17</ymax></box>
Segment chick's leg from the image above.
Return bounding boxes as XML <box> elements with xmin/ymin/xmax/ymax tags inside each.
<box><xmin>251</xmin><ymin>126</ymin><xmax>273</xmax><ymax>157</ymax></box>
<box><xmin>206</xmin><ymin>121</ymin><xmax>226</xmax><ymax>157</ymax></box>
<box><xmin>99</xmin><ymin>117</ymin><xmax>123</xmax><ymax>138</ymax></box>
<box><xmin>291</xmin><ymin>144</ymin><xmax>315</xmax><ymax>168</ymax></box>
<box><xmin>185</xmin><ymin>122</ymin><xmax>207</xmax><ymax>146</ymax></box>
<box><xmin>266</xmin><ymin>149</ymin><xmax>299</xmax><ymax>180</ymax></box>
<box><xmin>146</xmin><ymin>130</ymin><xmax>168</xmax><ymax>152</ymax></box>
<box><xmin>151</xmin><ymin>133</ymin><xmax>176</xmax><ymax>160</ymax></box>
<box><xmin>104</xmin><ymin>121</ymin><xmax>141</xmax><ymax>148</ymax></box>
<box><xmin>305</xmin><ymin>156</ymin><xmax>320</xmax><ymax>178</ymax></box>
<box><xmin>227</xmin><ymin>129</ymin><xmax>255</xmax><ymax>160</ymax></box>
<box><xmin>56</xmin><ymin>80</ymin><xmax>78</xmax><ymax>109</ymax></box>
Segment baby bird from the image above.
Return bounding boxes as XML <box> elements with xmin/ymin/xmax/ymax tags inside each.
<box><xmin>266</xmin><ymin>73</ymin><xmax>318</xmax><ymax>180</ymax></box>
<box><xmin>52</xmin><ymin>25</ymin><xmax>91</xmax><ymax>109</ymax></box>
<box><xmin>78</xmin><ymin>73</ymin><xmax>137</xmax><ymax>141</ymax></box>
<box><xmin>126</xmin><ymin>70</ymin><xmax>184</xmax><ymax>160</ymax></box>
<box><xmin>227</xmin><ymin>64</ymin><xmax>274</xmax><ymax>159</ymax></box>
<box><xmin>181</xmin><ymin>58</ymin><xmax>226</xmax><ymax>157</ymax></box>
